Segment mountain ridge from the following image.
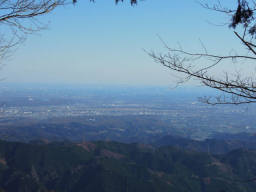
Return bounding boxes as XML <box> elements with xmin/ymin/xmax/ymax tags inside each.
<box><xmin>0</xmin><ymin>140</ymin><xmax>255</xmax><ymax>191</ymax></box>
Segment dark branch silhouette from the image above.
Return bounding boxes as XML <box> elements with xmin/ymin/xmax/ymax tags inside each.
<box><xmin>149</xmin><ymin>0</ymin><xmax>256</xmax><ymax>105</ymax></box>
<box><xmin>0</xmin><ymin>0</ymin><xmax>68</xmax><ymax>69</ymax></box>
<box><xmin>0</xmin><ymin>0</ymin><xmax>138</xmax><ymax>67</ymax></box>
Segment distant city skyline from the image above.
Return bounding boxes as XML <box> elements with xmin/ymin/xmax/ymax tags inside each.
<box><xmin>2</xmin><ymin>1</ymin><xmax>239</xmax><ymax>86</ymax></box>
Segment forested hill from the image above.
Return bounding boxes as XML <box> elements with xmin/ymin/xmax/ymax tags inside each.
<box><xmin>153</xmin><ymin>134</ymin><xmax>256</xmax><ymax>154</ymax></box>
<box><xmin>0</xmin><ymin>140</ymin><xmax>255</xmax><ymax>192</ymax></box>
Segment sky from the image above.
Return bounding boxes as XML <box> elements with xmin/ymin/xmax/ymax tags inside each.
<box><xmin>1</xmin><ymin>0</ymin><xmax>240</xmax><ymax>86</ymax></box>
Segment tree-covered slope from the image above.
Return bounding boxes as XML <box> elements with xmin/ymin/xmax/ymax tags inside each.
<box><xmin>153</xmin><ymin>134</ymin><xmax>256</xmax><ymax>154</ymax></box>
<box><xmin>0</xmin><ymin>140</ymin><xmax>255</xmax><ymax>192</ymax></box>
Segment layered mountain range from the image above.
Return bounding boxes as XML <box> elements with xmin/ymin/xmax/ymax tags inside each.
<box><xmin>0</xmin><ymin>139</ymin><xmax>255</xmax><ymax>192</ymax></box>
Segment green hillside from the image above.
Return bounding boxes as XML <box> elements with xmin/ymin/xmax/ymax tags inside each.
<box><xmin>0</xmin><ymin>140</ymin><xmax>255</xmax><ymax>192</ymax></box>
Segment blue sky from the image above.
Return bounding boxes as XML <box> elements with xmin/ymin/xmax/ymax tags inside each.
<box><xmin>2</xmin><ymin>0</ymin><xmax>240</xmax><ymax>86</ymax></box>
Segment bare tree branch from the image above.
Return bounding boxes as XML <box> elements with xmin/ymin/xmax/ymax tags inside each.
<box><xmin>149</xmin><ymin>0</ymin><xmax>256</xmax><ymax>105</ymax></box>
<box><xmin>0</xmin><ymin>0</ymin><xmax>68</xmax><ymax>74</ymax></box>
